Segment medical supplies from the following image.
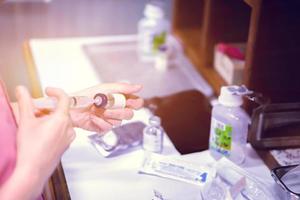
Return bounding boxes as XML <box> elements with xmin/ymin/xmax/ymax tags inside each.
<box><xmin>139</xmin><ymin>153</ymin><xmax>215</xmax><ymax>186</ymax></box>
<box><xmin>209</xmin><ymin>85</ymin><xmax>251</xmax><ymax>164</ymax></box>
<box><xmin>138</xmin><ymin>1</ymin><xmax>170</xmax><ymax>61</ymax></box>
<box><xmin>142</xmin><ymin>116</ymin><xmax>164</xmax><ymax>153</ymax></box>
<box><xmin>202</xmin><ymin>158</ymin><xmax>278</xmax><ymax>200</ymax></box>
<box><xmin>33</xmin><ymin>93</ymin><xmax>126</xmax><ymax>110</ymax></box>
<box><xmin>89</xmin><ymin>121</ymin><xmax>146</xmax><ymax>157</ymax></box>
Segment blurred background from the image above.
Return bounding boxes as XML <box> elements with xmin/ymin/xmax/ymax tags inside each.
<box><xmin>0</xmin><ymin>0</ymin><xmax>173</xmax><ymax>100</ymax></box>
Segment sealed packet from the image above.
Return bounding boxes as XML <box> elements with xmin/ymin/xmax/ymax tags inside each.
<box><xmin>89</xmin><ymin>121</ymin><xmax>146</xmax><ymax>157</ymax></box>
<box><xmin>139</xmin><ymin>153</ymin><xmax>216</xmax><ymax>187</ymax></box>
<box><xmin>206</xmin><ymin>158</ymin><xmax>282</xmax><ymax>200</ymax></box>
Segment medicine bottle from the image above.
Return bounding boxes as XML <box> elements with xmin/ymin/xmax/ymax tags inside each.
<box><xmin>138</xmin><ymin>1</ymin><xmax>170</xmax><ymax>61</ymax></box>
<box><xmin>209</xmin><ymin>86</ymin><xmax>249</xmax><ymax>164</ymax></box>
<box><xmin>143</xmin><ymin>116</ymin><xmax>164</xmax><ymax>153</ymax></box>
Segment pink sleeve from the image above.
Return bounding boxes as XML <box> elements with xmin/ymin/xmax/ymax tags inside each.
<box><xmin>0</xmin><ymin>82</ymin><xmax>44</xmax><ymax>199</ymax></box>
<box><xmin>0</xmin><ymin>80</ymin><xmax>17</xmax><ymax>186</ymax></box>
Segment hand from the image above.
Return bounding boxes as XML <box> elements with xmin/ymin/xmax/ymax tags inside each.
<box><xmin>10</xmin><ymin>86</ymin><xmax>75</xmax><ymax>199</ymax></box>
<box><xmin>70</xmin><ymin>83</ymin><xmax>144</xmax><ymax>133</ymax></box>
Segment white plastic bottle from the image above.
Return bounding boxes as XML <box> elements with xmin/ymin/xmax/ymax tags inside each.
<box><xmin>138</xmin><ymin>1</ymin><xmax>170</xmax><ymax>61</ymax></box>
<box><xmin>209</xmin><ymin>86</ymin><xmax>249</xmax><ymax>164</ymax></box>
<box><xmin>143</xmin><ymin>116</ymin><xmax>164</xmax><ymax>153</ymax></box>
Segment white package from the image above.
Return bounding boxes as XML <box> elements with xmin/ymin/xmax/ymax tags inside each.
<box><xmin>139</xmin><ymin>153</ymin><xmax>216</xmax><ymax>187</ymax></box>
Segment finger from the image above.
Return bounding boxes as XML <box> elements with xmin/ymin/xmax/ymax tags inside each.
<box><xmin>15</xmin><ymin>85</ymin><xmax>35</xmax><ymax>119</ymax></box>
<box><xmin>106</xmin><ymin>119</ymin><xmax>122</xmax><ymax>127</ymax></box>
<box><xmin>101</xmin><ymin>83</ymin><xmax>143</xmax><ymax>94</ymax></box>
<box><xmin>126</xmin><ymin>98</ymin><xmax>144</xmax><ymax>110</ymax></box>
<box><xmin>45</xmin><ymin>87</ymin><xmax>70</xmax><ymax>114</ymax></box>
<box><xmin>90</xmin><ymin>115</ymin><xmax>113</xmax><ymax>132</ymax></box>
<box><xmin>102</xmin><ymin>108</ymin><xmax>134</xmax><ymax>120</ymax></box>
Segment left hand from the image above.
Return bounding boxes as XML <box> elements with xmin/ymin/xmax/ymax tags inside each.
<box><xmin>69</xmin><ymin>83</ymin><xmax>143</xmax><ymax>133</ymax></box>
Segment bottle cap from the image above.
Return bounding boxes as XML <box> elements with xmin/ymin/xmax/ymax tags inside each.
<box><xmin>144</xmin><ymin>2</ymin><xmax>164</xmax><ymax>19</ymax></box>
<box><xmin>218</xmin><ymin>86</ymin><xmax>243</xmax><ymax>107</ymax></box>
<box><xmin>149</xmin><ymin>116</ymin><xmax>161</xmax><ymax>126</ymax></box>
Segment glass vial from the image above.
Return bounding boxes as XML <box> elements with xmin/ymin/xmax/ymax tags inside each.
<box><xmin>143</xmin><ymin>116</ymin><xmax>164</xmax><ymax>153</ymax></box>
<box><xmin>138</xmin><ymin>1</ymin><xmax>170</xmax><ymax>61</ymax></box>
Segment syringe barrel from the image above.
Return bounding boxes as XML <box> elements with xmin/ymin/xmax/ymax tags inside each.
<box><xmin>33</xmin><ymin>93</ymin><xmax>126</xmax><ymax>110</ymax></box>
<box><xmin>33</xmin><ymin>96</ymin><xmax>94</xmax><ymax>109</ymax></box>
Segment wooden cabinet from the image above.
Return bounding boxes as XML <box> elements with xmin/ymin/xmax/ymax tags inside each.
<box><xmin>172</xmin><ymin>0</ymin><xmax>300</xmax><ymax>103</ymax></box>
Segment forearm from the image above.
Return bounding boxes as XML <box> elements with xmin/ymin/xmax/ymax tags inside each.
<box><xmin>0</xmin><ymin>165</ymin><xmax>44</xmax><ymax>200</ymax></box>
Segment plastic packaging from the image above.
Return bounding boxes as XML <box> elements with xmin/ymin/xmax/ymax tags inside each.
<box><xmin>89</xmin><ymin>121</ymin><xmax>146</xmax><ymax>157</ymax></box>
<box><xmin>202</xmin><ymin>158</ymin><xmax>279</xmax><ymax>200</ymax></box>
<box><xmin>139</xmin><ymin>153</ymin><xmax>216</xmax><ymax>186</ymax></box>
<box><xmin>138</xmin><ymin>1</ymin><xmax>170</xmax><ymax>61</ymax></box>
<box><xmin>209</xmin><ymin>85</ymin><xmax>250</xmax><ymax>164</ymax></box>
<box><xmin>142</xmin><ymin>116</ymin><xmax>164</xmax><ymax>153</ymax></box>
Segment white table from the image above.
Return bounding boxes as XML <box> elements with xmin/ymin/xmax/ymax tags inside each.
<box><xmin>28</xmin><ymin>35</ymin><xmax>283</xmax><ymax>200</ymax></box>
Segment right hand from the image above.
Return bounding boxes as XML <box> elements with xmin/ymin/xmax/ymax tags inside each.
<box><xmin>15</xmin><ymin>86</ymin><xmax>75</xmax><ymax>198</ymax></box>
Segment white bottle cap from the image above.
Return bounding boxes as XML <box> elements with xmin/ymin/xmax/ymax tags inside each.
<box><xmin>218</xmin><ymin>86</ymin><xmax>243</xmax><ymax>107</ymax></box>
<box><xmin>144</xmin><ymin>2</ymin><xmax>164</xmax><ymax>19</ymax></box>
<box><xmin>149</xmin><ymin>116</ymin><xmax>161</xmax><ymax>126</ymax></box>
<box><xmin>110</xmin><ymin>93</ymin><xmax>126</xmax><ymax>109</ymax></box>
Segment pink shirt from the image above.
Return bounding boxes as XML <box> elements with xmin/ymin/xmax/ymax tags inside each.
<box><xmin>0</xmin><ymin>80</ymin><xmax>17</xmax><ymax>186</ymax></box>
<box><xmin>0</xmin><ymin>82</ymin><xmax>44</xmax><ymax>199</ymax></box>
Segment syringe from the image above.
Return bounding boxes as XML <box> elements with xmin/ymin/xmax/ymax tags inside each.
<box><xmin>33</xmin><ymin>93</ymin><xmax>126</xmax><ymax>110</ymax></box>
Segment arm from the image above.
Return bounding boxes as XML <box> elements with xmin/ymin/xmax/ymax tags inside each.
<box><xmin>11</xmin><ymin>83</ymin><xmax>144</xmax><ymax>133</ymax></box>
<box><xmin>0</xmin><ymin>163</ymin><xmax>43</xmax><ymax>200</ymax></box>
<box><xmin>0</xmin><ymin>86</ymin><xmax>75</xmax><ymax>200</ymax></box>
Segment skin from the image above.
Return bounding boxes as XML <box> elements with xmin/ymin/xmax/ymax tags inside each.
<box><xmin>0</xmin><ymin>83</ymin><xmax>143</xmax><ymax>200</ymax></box>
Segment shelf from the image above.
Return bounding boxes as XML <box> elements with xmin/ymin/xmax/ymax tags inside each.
<box><xmin>243</xmin><ymin>0</ymin><xmax>259</xmax><ymax>8</ymax></box>
<box><xmin>173</xmin><ymin>28</ymin><xmax>226</xmax><ymax>94</ymax></box>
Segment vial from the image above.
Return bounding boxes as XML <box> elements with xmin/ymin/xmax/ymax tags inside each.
<box><xmin>93</xmin><ymin>93</ymin><xmax>126</xmax><ymax>109</ymax></box>
<box><xmin>143</xmin><ymin>116</ymin><xmax>164</xmax><ymax>153</ymax></box>
<box><xmin>138</xmin><ymin>1</ymin><xmax>170</xmax><ymax>61</ymax></box>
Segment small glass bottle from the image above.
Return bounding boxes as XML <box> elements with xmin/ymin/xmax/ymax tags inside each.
<box><xmin>143</xmin><ymin>116</ymin><xmax>164</xmax><ymax>153</ymax></box>
<box><xmin>138</xmin><ymin>1</ymin><xmax>170</xmax><ymax>61</ymax></box>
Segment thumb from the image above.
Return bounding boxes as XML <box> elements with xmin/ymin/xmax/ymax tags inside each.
<box><xmin>15</xmin><ymin>86</ymin><xmax>35</xmax><ymax>120</ymax></box>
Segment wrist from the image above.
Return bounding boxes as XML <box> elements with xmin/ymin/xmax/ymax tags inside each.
<box><xmin>13</xmin><ymin>163</ymin><xmax>45</xmax><ymax>199</ymax></box>
<box><xmin>0</xmin><ymin>164</ymin><xmax>44</xmax><ymax>200</ymax></box>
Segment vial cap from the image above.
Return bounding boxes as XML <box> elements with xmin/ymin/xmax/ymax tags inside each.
<box><xmin>149</xmin><ymin>116</ymin><xmax>161</xmax><ymax>126</ymax></box>
<box><xmin>93</xmin><ymin>93</ymin><xmax>108</xmax><ymax>108</ymax></box>
<box><xmin>218</xmin><ymin>86</ymin><xmax>243</xmax><ymax>107</ymax></box>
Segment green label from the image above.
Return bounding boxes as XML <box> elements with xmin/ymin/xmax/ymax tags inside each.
<box><xmin>210</xmin><ymin>118</ymin><xmax>232</xmax><ymax>156</ymax></box>
<box><xmin>152</xmin><ymin>31</ymin><xmax>167</xmax><ymax>51</ymax></box>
